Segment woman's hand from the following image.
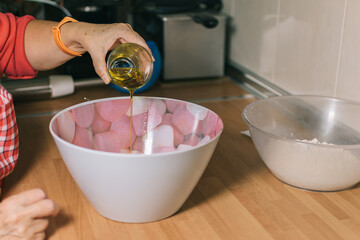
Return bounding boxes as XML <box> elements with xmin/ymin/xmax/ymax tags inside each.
<box><xmin>0</xmin><ymin>188</ymin><xmax>59</xmax><ymax>240</ymax></box>
<box><xmin>71</xmin><ymin>22</ymin><xmax>154</xmax><ymax>84</ymax></box>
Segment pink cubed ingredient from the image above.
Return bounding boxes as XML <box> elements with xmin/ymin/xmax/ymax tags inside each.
<box><xmin>177</xmin><ymin>144</ymin><xmax>193</xmax><ymax>151</ymax></box>
<box><xmin>161</xmin><ymin>113</ymin><xmax>172</xmax><ymax>125</ymax></box>
<box><xmin>215</xmin><ymin>118</ymin><xmax>223</xmax><ymax>135</ymax></box>
<box><xmin>91</xmin><ymin>110</ymin><xmax>111</xmax><ymax>134</ymax></box>
<box><xmin>120</xmin><ymin>149</ymin><xmax>130</xmax><ymax>153</ymax></box>
<box><xmin>161</xmin><ymin>113</ymin><xmax>184</xmax><ymax>146</ymax></box>
<box><xmin>56</xmin><ymin>111</ymin><xmax>75</xmax><ymax>143</ymax></box>
<box><xmin>149</xmin><ymin>99</ymin><xmax>166</xmax><ymax>116</ymax></box>
<box><xmin>204</xmin><ymin>111</ymin><xmax>219</xmax><ymax>138</ymax></box>
<box><xmin>133</xmin><ymin>136</ymin><xmax>144</xmax><ymax>153</ymax></box>
<box><xmin>173</xmin><ymin>125</ymin><xmax>184</xmax><ymax>147</ymax></box>
<box><xmin>110</xmin><ymin>115</ymin><xmax>136</xmax><ymax>149</ymax></box>
<box><xmin>132</xmin><ymin>113</ymin><xmax>146</xmax><ymax>136</ymax></box>
<box><xmin>153</xmin><ymin>146</ymin><xmax>176</xmax><ymax>153</ymax></box>
<box><xmin>93</xmin><ymin>131</ymin><xmax>121</xmax><ymax>153</ymax></box>
<box><xmin>72</xmin><ymin>103</ymin><xmax>95</xmax><ymax>128</ymax></box>
<box><xmin>184</xmin><ymin>134</ymin><xmax>199</xmax><ymax>146</ymax></box>
<box><xmin>132</xmin><ymin>106</ymin><xmax>163</xmax><ymax>137</ymax></box>
<box><xmin>195</xmin><ymin>120</ymin><xmax>204</xmax><ymax>135</ymax></box>
<box><xmin>172</xmin><ymin>103</ymin><xmax>199</xmax><ymax>135</ymax></box>
<box><xmin>52</xmin><ymin>121</ymin><xmax>59</xmax><ymax>136</ymax></box>
<box><xmin>186</xmin><ymin>103</ymin><xmax>208</xmax><ymax>120</ymax></box>
<box><xmin>72</xmin><ymin>125</ymin><xmax>93</xmax><ymax>149</ymax></box>
<box><xmin>147</xmin><ymin>103</ymin><xmax>163</xmax><ymax>130</ymax></box>
<box><xmin>126</xmin><ymin>97</ymin><xmax>147</xmax><ymax>116</ymax></box>
<box><xmin>130</xmin><ymin>150</ymin><xmax>142</xmax><ymax>154</ymax></box>
<box><xmin>165</xmin><ymin>100</ymin><xmax>180</xmax><ymax>113</ymax></box>
<box><xmin>198</xmin><ymin>135</ymin><xmax>211</xmax><ymax>146</ymax></box>
<box><xmin>95</xmin><ymin>99</ymin><xmax>130</xmax><ymax>122</ymax></box>
<box><xmin>149</xmin><ymin>125</ymin><xmax>174</xmax><ymax>150</ymax></box>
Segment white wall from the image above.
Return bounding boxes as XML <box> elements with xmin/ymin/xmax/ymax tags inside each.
<box><xmin>223</xmin><ymin>0</ymin><xmax>360</xmax><ymax>102</ymax></box>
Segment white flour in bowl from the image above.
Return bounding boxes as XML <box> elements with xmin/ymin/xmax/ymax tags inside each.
<box><xmin>253</xmin><ymin>134</ymin><xmax>360</xmax><ymax>191</ymax></box>
<box><xmin>297</xmin><ymin>138</ymin><xmax>332</xmax><ymax>145</ymax></box>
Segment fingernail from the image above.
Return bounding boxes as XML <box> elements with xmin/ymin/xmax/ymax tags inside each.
<box><xmin>101</xmin><ymin>74</ymin><xmax>111</xmax><ymax>84</ymax></box>
<box><xmin>152</xmin><ymin>56</ymin><xmax>156</xmax><ymax>62</ymax></box>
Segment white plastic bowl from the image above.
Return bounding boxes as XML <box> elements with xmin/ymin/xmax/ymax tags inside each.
<box><xmin>242</xmin><ymin>95</ymin><xmax>360</xmax><ymax>192</ymax></box>
<box><xmin>49</xmin><ymin>96</ymin><xmax>223</xmax><ymax>222</ymax></box>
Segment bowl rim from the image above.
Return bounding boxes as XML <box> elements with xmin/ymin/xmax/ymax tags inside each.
<box><xmin>49</xmin><ymin>96</ymin><xmax>223</xmax><ymax>156</ymax></box>
<box><xmin>242</xmin><ymin>94</ymin><xmax>360</xmax><ymax>149</ymax></box>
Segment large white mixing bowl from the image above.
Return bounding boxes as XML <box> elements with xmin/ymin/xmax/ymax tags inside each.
<box><xmin>49</xmin><ymin>96</ymin><xmax>223</xmax><ymax>223</ymax></box>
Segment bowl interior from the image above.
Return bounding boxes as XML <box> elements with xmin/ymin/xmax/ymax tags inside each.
<box><xmin>243</xmin><ymin>95</ymin><xmax>360</xmax><ymax>145</ymax></box>
<box><xmin>51</xmin><ymin>97</ymin><xmax>223</xmax><ymax>154</ymax></box>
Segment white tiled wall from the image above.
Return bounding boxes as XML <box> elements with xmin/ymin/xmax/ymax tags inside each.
<box><xmin>223</xmin><ymin>0</ymin><xmax>360</xmax><ymax>102</ymax></box>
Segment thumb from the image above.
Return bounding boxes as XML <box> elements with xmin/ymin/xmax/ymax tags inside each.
<box><xmin>89</xmin><ymin>50</ymin><xmax>111</xmax><ymax>84</ymax></box>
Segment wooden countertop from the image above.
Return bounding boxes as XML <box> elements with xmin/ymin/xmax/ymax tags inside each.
<box><xmin>3</xmin><ymin>77</ymin><xmax>360</xmax><ymax>239</ymax></box>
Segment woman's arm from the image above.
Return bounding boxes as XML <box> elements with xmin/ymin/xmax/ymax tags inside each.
<box><xmin>24</xmin><ymin>20</ymin><xmax>152</xmax><ymax>84</ymax></box>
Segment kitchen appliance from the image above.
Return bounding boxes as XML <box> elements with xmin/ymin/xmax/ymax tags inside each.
<box><xmin>132</xmin><ymin>0</ymin><xmax>226</xmax><ymax>81</ymax></box>
<box><xmin>158</xmin><ymin>12</ymin><xmax>226</xmax><ymax>81</ymax></box>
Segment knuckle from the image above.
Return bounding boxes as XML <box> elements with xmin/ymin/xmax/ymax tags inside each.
<box><xmin>5</xmin><ymin>212</ymin><xmax>22</xmax><ymax>224</ymax></box>
<box><xmin>123</xmin><ymin>23</ymin><xmax>133</xmax><ymax>30</ymax></box>
<box><xmin>127</xmin><ymin>24</ymin><xmax>133</xmax><ymax>30</ymax></box>
<box><xmin>17</xmin><ymin>225</ymin><xmax>27</xmax><ymax>234</ymax></box>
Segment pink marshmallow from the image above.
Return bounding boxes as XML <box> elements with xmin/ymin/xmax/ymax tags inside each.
<box><xmin>93</xmin><ymin>131</ymin><xmax>121</xmax><ymax>153</ymax></box>
<box><xmin>177</xmin><ymin>144</ymin><xmax>193</xmax><ymax>151</ymax></box>
<box><xmin>161</xmin><ymin>113</ymin><xmax>184</xmax><ymax>146</ymax></box>
<box><xmin>126</xmin><ymin>97</ymin><xmax>147</xmax><ymax>116</ymax></box>
<box><xmin>133</xmin><ymin>136</ymin><xmax>144</xmax><ymax>153</ymax></box>
<box><xmin>149</xmin><ymin>99</ymin><xmax>166</xmax><ymax>116</ymax></box>
<box><xmin>72</xmin><ymin>125</ymin><xmax>93</xmax><ymax>149</ymax></box>
<box><xmin>161</xmin><ymin>113</ymin><xmax>172</xmax><ymax>125</ymax></box>
<box><xmin>144</xmin><ymin>125</ymin><xmax>174</xmax><ymax>154</ymax></box>
<box><xmin>56</xmin><ymin>111</ymin><xmax>75</xmax><ymax>143</ymax></box>
<box><xmin>198</xmin><ymin>135</ymin><xmax>211</xmax><ymax>146</ymax></box>
<box><xmin>52</xmin><ymin>121</ymin><xmax>59</xmax><ymax>136</ymax></box>
<box><xmin>132</xmin><ymin>113</ymin><xmax>146</xmax><ymax>136</ymax></box>
<box><xmin>204</xmin><ymin>111</ymin><xmax>219</xmax><ymax>138</ymax></box>
<box><xmin>195</xmin><ymin>120</ymin><xmax>204</xmax><ymax>135</ymax></box>
<box><xmin>153</xmin><ymin>146</ymin><xmax>176</xmax><ymax>153</ymax></box>
<box><xmin>186</xmin><ymin>103</ymin><xmax>208</xmax><ymax>120</ymax></box>
<box><xmin>184</xmin><ymin>134</ymin><xmax>199</xmax><ymax>146</ymax></box>
<box><xmin>131</xmin><ymin>105</ymin><xmax>163</xmax><ymax>137</ymax></box>
<box><xmin>110</xmin><ymin>115</ymin><xmax>136</xmax><ymax>149</ymax></box>
<box><xmin>72</xmin><ymin>103</ymin><xmax>95</xmax><ymax>128</ymax></box>
<box><xmin>130</xmin><ymin>150</ymin><xmax>141</xmax><ymax>154</ymax></box>
<box><xmin>173</xmin><ymin>125</ymin><xmax>184</xmax><ymax>147</ymax></box>
<box><xmin>120</xmin><ymin>149</ymin><xmax>130</xmax><ymax>153</ymax></box>
<box><xmin>95</xmin><ymin>99</ymin><xmax>130</xmax><ymax>122</ymax></box>
<box><xmin>147</xmin><ymin>103</ymin><xmax>163</xmax><ymax>130</ymax></box>
<box><xmin>215</xmin><ymin>118</ymin><xmax>223</xmax><ymax>136</ymax></box>
<box><xmin>172</xmin><ymin>103</ymin><xmax>199</xmax><ymax>135</ymax></box>
<box><xmin>91</xmin><ymin>110</ymin><xmax>111</xmax><ymax>134</ymax></box>
<box><xmin>165</xmin><ymin>100</ymin><xmax>180</xmax><ymax>113</ymax></box>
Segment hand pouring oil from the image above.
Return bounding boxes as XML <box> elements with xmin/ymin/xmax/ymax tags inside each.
<box><xmin>107</xmin><ymin>43</ymin><xmax>153</xmax><ymax>152</ymax></box>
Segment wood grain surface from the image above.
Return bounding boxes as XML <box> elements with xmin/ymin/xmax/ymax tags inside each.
<box><xmin>2</xmin><ymin>78</ymin><xmax>360</xmax><ymax>239</ymax></box>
